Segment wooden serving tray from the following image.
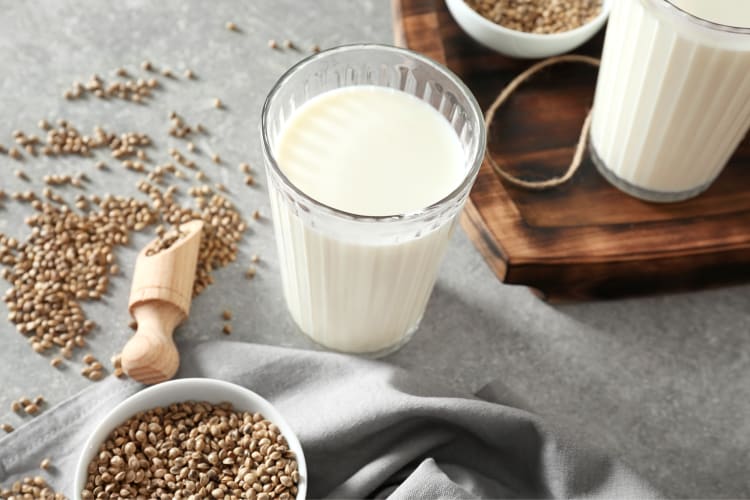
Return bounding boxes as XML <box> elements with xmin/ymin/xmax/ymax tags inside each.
<box><xmin>393</xmin><ymin>0</ymin><xmax>750</xmax><ymax>300</ymax></box>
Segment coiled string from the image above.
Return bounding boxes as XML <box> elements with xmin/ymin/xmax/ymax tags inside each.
<box><xmin>484</xmin><ymin>54</ymin><xmax>601</xmax><ymax>190</ymax></box>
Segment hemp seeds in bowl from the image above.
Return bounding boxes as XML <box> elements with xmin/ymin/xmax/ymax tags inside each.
<box><xmin>446</xmin><ymin>0</ymin><xmax>611</xmax><ymax>58</ymax></box>
<box><xmin>74</xmin><ymin>379</ymin><xmax>306</xmax><ymax>500</ymax></box>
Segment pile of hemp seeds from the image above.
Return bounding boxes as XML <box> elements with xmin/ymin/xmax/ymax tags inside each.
<box><xmin>465</xmin><ymin>0</ymin><xmax>602</xmax><ymax>34</ymax></box>
<box><xmin>81</xmin><ymin>402</ymin><xmax>300</xmax><ymax>499</ymax></box>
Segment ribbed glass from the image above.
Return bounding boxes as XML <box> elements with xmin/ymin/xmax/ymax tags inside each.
<box><xmin>260</xmin><ymin>44</ymin><xmax>485</xmax><ymax>355</ymax></box>
<box><xmin>590</xmin><ymin>0</ymin><xmax>750</xmax><ymax>202</ymax></box>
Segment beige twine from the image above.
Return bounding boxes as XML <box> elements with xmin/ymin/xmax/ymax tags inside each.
<box><xmin>484</xmin><ymin>54</ymin><xmax>601</xmax><ymax>190</ymax></box>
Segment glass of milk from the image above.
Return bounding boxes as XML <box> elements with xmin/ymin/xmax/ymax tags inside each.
<box><xmin>590</xmin><ymin>0</ymin><xmax>750</xmax><ymax>202</ymax></box>
<box><xmin>260</xmin><ymin>44</ymin><xmax>485</xmax><ymax>355</ymax></box>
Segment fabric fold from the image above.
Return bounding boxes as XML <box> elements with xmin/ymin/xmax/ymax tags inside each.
<box><xmin>0</xmin><ymin>340</ymin><xmax>659</xmax><ymax>499</ymax></box>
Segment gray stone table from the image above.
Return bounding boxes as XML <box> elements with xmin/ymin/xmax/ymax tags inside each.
<box><xmin>0</xmin><ymin>1</ymin><xmax>748</xmax><ymax>498</ymax></box>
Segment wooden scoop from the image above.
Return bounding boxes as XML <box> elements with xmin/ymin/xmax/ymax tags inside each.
<box><xmin>121</xmin><ymin>220</ymin><xmax>203</xmax><ymax>384</ymax></box>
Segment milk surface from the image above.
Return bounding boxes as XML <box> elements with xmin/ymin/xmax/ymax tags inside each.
<box><xmin>270</xmin><ymin>86</ymin><xmax>465</xmax><ymax>353</ymax></box>
<box><xmin>669</xmin><ymin>0</ymin><xmax>750</xmax><ymax>28</ymax></box>
<box><xmin>276</xmin><ymin>86</ymin><xmax>465</xmax><ymax>216</ymax></box>
<box><xmin>590</xmin><ymin>0</ymin><xmax>750</xmax><ymax>198</ymax></box>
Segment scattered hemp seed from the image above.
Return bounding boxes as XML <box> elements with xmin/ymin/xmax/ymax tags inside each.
<box><xmin>222</xmin><ymin>323</ymin><xmax>232</xmax><ymax>335</ymax></box>
<box><xmin>311</xmin><ymin>44</ymin><xmax>321</xmax><ymax>53</ymax></box>
<box><xmin>25</xmin><ymin>403</ymin><xmax>39</xmax><ymax>415</ymax></box>
<box><xmin>252</xmin><ymin>209</ymin><xmax>261</xmax><ymax>220</ymax></box>
<box><xmin>95</xmin><ymin>160</ymin><xmax>107</xmax><ymax>170</ymax></box>
<box><xmin>222</xmin><ymin>309</ymin><xmax>232</xmax><ymax>321</ymax></box>
<box><xmin>226</xmin><ymin>21</ymin><xmax>238</xmax><ymax>31</ymax></box>
<box><xmin>245</xmin><ymin>266</ymin><xmax>256</xmax><ymax>279</ymax></box>
<box><xmin>38</xmin><ymin>119</ymin><xmax>50</xmax><ymax>130</ymax></box>
<box><xmin>283</xmin><ymin>39</ymin><xmax>294</xmax><ymax>49</ymax></box>
<box><xmin>251</xmin><ymin>254</ymin><xmax>260</xmax><ymax>263</ymax></box>
<box><xmin>213</xmin><ymin>97</ymin><xmax>223</xmax><ymax>109</ymax></box>
<box><xmin>50</xmin><ymin>357</ymin><xmax>63</xmax><ymax>368</ymax></box>
<box><xmin>162</xmin><ymin>67</ymin><xmax>174</xmax><ymax>78</ymax></box>
<box><xmin>187</xmin><ymin>141</ymin><xmax>196</xmax><ymax>152</ymax></box>
<box><xmin>141</xmin><ymin>60</ymin><xmax>153</xmax><ymax>71</ymax></box>
<box><xmin>115</xmin><ymin>67</ymin><xmax>128</xmax><ymax>77</ymax></box>
<box><xmin>9</xmin><ymin>147</ymin><xmax>22</xmax><ymax>159</ymax></box>
<box><xmin>1</xmin><ymin>423</ymin><xmax>13</xmax><ymax>433</ymax></box>
<box><xmin>211</xmin><ymin>153</ymin><xmax>221</xmax><ymax>164</ymax></box>
<box><xmin>0</xmin><ymin>476</ymin><xmax>65</xmax><ymax>499</ymax></box>
<box><xmin>245</xmin><ymin>175</ymin><xmax>255</xmax><ymax>186</ymax></box>
<box><xmin>10</xmin><ymin>400</ymin><xmax>22</xmax><ymax>413</ymax></box>
<box><xmin>34</xmin><ymin>395</ymin><xmax>45</xmax><ymax>406</ymax></box>
<box><xmin>239</xmin><ymin>162</ymin><xmax>251</xmax><ymax>173</ymax></box>
<box><xmin>184</xmin><ymin>68</ymin><xmax>195</xmax><ymax>79</ymax></box>
<box><xmin>83</xmin><ymin>353</ymin><xmax>96</xmax><ymax>364</ymax></box>
<box><xmin>1</xmin><ymin>177</ymin><xmax>246</xmax><ymax>360</ymax></box>
<box><xmin>40</xmin><ymin>457</ymin><xmax>52</xmax><ymax>470</ymax></box>
<box><xmin>14</xmin><ymin>169</ymin><xmax>29</xmax><ymax>181</ymax></box>
<box><xmin>112</xmin><ymin>354</ymin><xmax>125</xmax><ymax>379</ymax></box>
<box><xmin>268</xmin><ymin>39</ymin><xmax>278</xmax><ymax>49</ymax></box>
<box><xmin>215</xmin><ymin>183</ymin><xmax>227</xmax><ymax>193</ymax></box>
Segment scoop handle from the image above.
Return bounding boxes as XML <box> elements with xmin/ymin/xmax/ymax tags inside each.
<box><xmin>121</xmin><ymin>301</ymin><xmax>183</xmax><ymax>384</ymax></box>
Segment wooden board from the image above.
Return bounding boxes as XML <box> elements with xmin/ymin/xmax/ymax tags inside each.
<box><xmin>393</xmin><ymin>0</ymin><xmax>750</xmax><ymax>301</ymax></box>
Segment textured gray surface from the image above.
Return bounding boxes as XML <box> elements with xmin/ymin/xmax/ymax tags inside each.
<box><xmin>0</xmin><ymin>1</ymin><xmax>748</xmax><ymax>498</ymax></box>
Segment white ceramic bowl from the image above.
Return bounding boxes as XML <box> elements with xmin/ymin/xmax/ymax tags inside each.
<box><xmin>74</xmin><ymin>378</ymin><xmax>307</xmax><ymax>499</ymax></box>
<box><xmin>446</xmin><ymin>0</ymin><xmax>611</xmax><ymax>59</ymax></box>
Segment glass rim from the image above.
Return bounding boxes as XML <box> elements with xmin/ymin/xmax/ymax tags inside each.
<box><xmin>260</xmin><ymin>43</ymin><xmax>486</xmax><ymax>223</ymax></box>
<box><xmin>658</xmin><ymin>0</ymin><xmax>750</xmax><ymax>34</ymax></box>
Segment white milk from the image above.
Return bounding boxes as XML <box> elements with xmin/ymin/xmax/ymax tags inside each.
<box><xmin>590</xmin><ymin>0</ymin><xmax>750</xmax><ymax>200</ymax></box>
<box><xmin>668</xmin><ymin>0</ymin><xmax>750</xmax><ymax>27</ymax></box>
<box><xmin>270</xmin><ymin>86</ymin><xmax>465</xmax><ymax>354</ymax></box>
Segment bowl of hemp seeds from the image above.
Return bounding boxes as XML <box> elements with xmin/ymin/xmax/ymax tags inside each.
<box><xmin>74</xmin><ymin>378</ymin><xmax>306</xmax><ymax>499</ymax></box>
<box><xmin>446</xmin><ymin>0</ymin><xmax>611</xmax><ymax>58</ymax></box>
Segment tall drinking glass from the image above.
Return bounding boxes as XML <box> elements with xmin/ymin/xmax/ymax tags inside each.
<box><xmin>590</xmin><ymin>0</ymin><xmax>750</xmax><ymax>202</ymax></box>
<box><xmin>261</xmin><ymin>44</ymin><xmax>485</xmax><ymax>356</ymax></box>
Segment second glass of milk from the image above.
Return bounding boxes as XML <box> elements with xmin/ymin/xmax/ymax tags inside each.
<box><xmin>261</xmin><ymin>45</ymin><xmax>485</xmax><ymax>356</ymax></box>
<box><xmin>591</xmin><ymin>0</ymin><xmax>750</xmax><ymax>202</ymax></box>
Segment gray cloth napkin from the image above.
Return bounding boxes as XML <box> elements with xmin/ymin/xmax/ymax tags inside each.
<box><xmin>0</xmin><ymin>341</ymin><xmax>659</xmax><ymax>499</ymax></box>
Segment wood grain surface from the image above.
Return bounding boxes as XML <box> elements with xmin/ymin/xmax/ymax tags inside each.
<box><xmin>394</xmin><ymin>0</ymin><xmax>750</xmax><ymax>300</ymax></box>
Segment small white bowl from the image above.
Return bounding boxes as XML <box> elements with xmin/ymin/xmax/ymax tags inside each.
<box><xmin>446</xmin><ymin>0</ymin><xmax>611</xmax><ymax>59</ymax></box>
<box><xmin>74</xmin><ymin>378</ymin><xmax>307</xmax><ymax>499</ymax></box>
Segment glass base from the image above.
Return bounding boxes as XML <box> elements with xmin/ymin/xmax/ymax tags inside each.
<box><xmin>297</xmin><ymin>320</ymin><xmax>419</xmax><ymax>359</ymax></box>
<box><xmin>589</xmin><ymin>139</ymin><xmax>714</xmax><ymax>203</ymax></box>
